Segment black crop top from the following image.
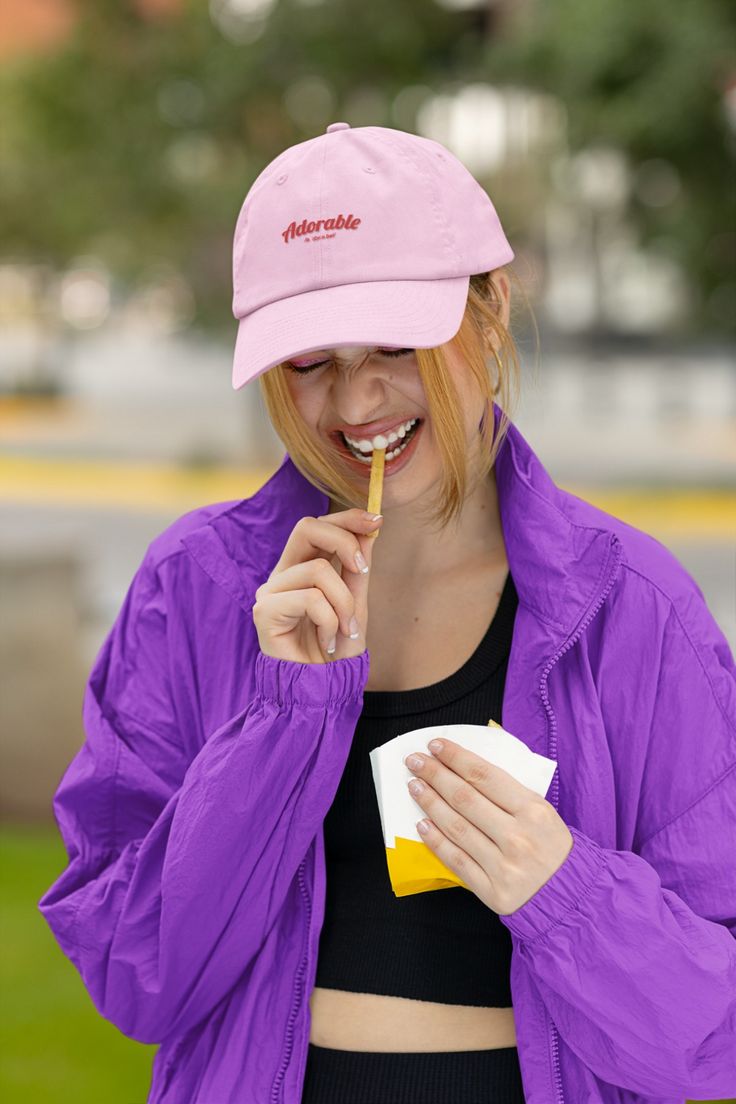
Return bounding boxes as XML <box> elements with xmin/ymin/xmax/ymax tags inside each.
<box><xmin>314</xmin><ymin>569</ymin><xmax>520</xmax><ymax>1008</ymax></box>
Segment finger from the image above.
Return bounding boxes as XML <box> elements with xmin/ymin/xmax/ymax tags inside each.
<box><xmin>256</xmin><ymin>587</ymin><xmax>339</xmax><ymax>652</ymax></box>
<box><xmin>276</xmin><ymin>512</ymin><xmax>383</xmax><ymax>577</ymax></box>
<box><xmin>411</xmin><ymin>799</ymin><xmax>491</xmax><ymax>894</ymax></box>
<box><xmin>317</xmin><ymin>507</ymin><xmax>383</xmax><ymax>527</ymax></box>
<box><xmin>407</xmin><ymin>751</ymin><xmax>516</xmax><ymax>846</ymax></box>
<box><xmin>262</xmin><ymin>560</ymin><xmax>359</xmax><ymax>639</ymax></box>
<box><xmin>338</xmin><ymin>514</ymin><xmax>381</xmax><ymax>626</ymax></box>
<box><xmin>427</xmin><ymin>737</ymin><xmax>531</xmax><ymax>815</ymax></box>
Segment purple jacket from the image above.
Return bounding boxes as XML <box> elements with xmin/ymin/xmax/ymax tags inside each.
<box><xmin>38</xmin><ymin>403</ymin><xmax>736</xmax><ymax>1103</ymax></box>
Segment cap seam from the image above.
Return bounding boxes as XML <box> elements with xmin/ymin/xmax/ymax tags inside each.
<box><xmin>317</xmin><ymin>137</ymin><xmax>327</xmax><ymax>286</ymax></box>
<box><xmin>416</xmin><ymin>140</ymin><xmax>464</xmax><ymax>271</ymax></box>
<box><xmin>392</xmin><ymin>134</ymin><xmax>460</xmax><ymax>271</ymax></box>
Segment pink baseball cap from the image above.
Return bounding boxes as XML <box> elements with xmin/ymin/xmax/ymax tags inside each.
<box><xmin>230</xmin><ymin>121</ymin><xmax>515</xmax><ymax>390</ymax></box>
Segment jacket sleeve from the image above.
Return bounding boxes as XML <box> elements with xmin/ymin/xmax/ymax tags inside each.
<box><xmin>500</xmin><ymin>596</ymin><xmax>736</xmax><ymax>1098</ymax></box>
<box><xmin>37</xmin><ymin>545</ymin><xmax>370</xmax><ymax>1045</ymax></box>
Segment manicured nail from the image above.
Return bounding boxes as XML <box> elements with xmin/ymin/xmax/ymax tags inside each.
<box><xmin>326</xmin><ymin>636</ymin><xmax>336</xmax><ymax>654</ymax></box>
<box><xmin>355</xmin><ymin>551</ymin><xmax>369</xmax><ymax>573</ymax></box>
<box><xmin>348</xmin><ymin>616</ymin><xmax>360</xmax><ymax>638</ymax></box>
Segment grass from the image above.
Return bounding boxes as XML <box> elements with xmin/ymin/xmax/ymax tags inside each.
<box><xmin>2</xmin><ymin>826</ymin><xmax>733</xmax><ymax>1103</ymax></box>
<box><xmin>1</xmin><ymin>825</ymin><xmax>155</xmax><ymax>1103</ymax></box>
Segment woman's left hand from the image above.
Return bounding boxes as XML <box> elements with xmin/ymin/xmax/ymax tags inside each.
<box><xmin>404</xmin><ymin>737</ymin><xmax>574</xmax><ymax>915</ymax></box>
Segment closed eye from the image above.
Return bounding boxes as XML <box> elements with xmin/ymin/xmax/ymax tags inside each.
<box><xmin>285</xmin><ymin>348</ymin><xmax>415</xmax><ymax>375</ymax></box>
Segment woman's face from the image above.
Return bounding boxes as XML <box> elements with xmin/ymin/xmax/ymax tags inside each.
<box><xmin>281</xmin><ymin>270</ymin><xmax>510</xmax><ymax>513</ymax></box>
<box><xmin>282</xmin><ymin>340</ymin><xmax>486</xmax><ymax>511</ymax></box>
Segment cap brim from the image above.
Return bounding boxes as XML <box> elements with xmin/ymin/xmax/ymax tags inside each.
<box><xmin>231</xmin><ymin>276</ymin><xmax>471</xmax><ymax>390</ymax></box>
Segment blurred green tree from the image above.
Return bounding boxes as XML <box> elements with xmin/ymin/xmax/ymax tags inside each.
<box><xmin>481</xmin><ymin>0</ymin><xmax>736</xmax><ymax>336</ymax></box>
<box><xmin>1</xmin><ymin>0</ymin><xmax>733</xmax><ymax>337</ymax></box>
<box><xmin>0</xmin><ymin>0</ymin><xmax>464</xmax><ymax>334</ymax></box>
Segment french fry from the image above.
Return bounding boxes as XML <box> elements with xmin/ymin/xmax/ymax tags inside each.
<box><xmin>367</xmin><ymin>447</ymin><xmax>385</xmax><ymax>539</ymax></box>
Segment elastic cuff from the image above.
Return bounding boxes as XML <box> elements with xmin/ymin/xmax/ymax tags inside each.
<box><xmin>255</xmin><ymin>648</ymin><xmax>371</xmax><ymax>709</ymax></box>
<box><xmin>498</xmin><ymin>825</ymin><xmax>608</xmax><ymax>944</ymax></box>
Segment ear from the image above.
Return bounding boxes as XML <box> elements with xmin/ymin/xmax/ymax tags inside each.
<box><xmin>487</xmin><ymin>268</ymin><xmax>511</xmax><ymax>330</ymax></box>
<box><xmin>481</xmin><ymin>268</ymin><xmax>511</xmax><ymax>355</ymax></box>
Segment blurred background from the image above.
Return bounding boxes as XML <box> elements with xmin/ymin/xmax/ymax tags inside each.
<box><xmin>1</xmin><ymin>0</ymin><xmax>734</xmax><ymax>1100</ymax></box>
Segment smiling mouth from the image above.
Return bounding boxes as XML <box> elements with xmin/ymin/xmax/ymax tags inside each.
<box><xmin>334</xmin><ymin>418</ymin><xmax>424</xmax><ymax>463</ymax></box>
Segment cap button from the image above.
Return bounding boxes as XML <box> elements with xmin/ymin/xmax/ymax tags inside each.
<box><xmin>326</xmin><ymin>121</ymin><xmax>351</xmax><ymax>133</ymax></box>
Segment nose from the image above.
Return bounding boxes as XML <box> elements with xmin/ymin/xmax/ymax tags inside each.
<box><xmin>334</xmin><ymin>346</ymin><xmax>373</xmax><ymax>360</ymax></box>
<box><xmin>330</xmin><ymin>347</ymin><xmax>377</xmax><ymax>371</ymax></box>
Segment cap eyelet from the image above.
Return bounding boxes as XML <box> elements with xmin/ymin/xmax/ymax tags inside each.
<box><xmin>363</xmin><ymin>165</ymin><xmax>376</xmax><ymax>173</ymax></box>
<box><xmin>276</xmin><ymin>173</ymin><xmax>288</xmax><ymax>184</ymax></box>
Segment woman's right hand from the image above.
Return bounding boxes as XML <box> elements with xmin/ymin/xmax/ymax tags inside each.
<box><xmin>252</xmin><ymin>508</ymin><xmax>384</xmax><ymax>665</ymax></box>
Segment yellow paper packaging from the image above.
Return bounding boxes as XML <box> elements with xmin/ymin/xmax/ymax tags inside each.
<box><xmin>368</xmin><ymin>720</ymin><xmax>558</xmax><ymax>900</ymax></box>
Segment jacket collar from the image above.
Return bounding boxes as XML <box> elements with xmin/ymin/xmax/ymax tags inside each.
<box><xmin>183</xmin><ymin>402</ymin><xmax>620</xmax><ymax>643</ymax></box>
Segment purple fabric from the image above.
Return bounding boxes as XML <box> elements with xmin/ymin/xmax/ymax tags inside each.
<box><xmin>38</xmin><ymin>402</ymin><xmax>736</xmax><ymax>1102</ymax></box>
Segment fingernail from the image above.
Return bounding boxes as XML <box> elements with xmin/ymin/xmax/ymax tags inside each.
<box><xmin>348</xmin><ymin>616</ymin><xmax>360</xmax><ymax>638</ymax></box>
<box><xmin>355</xmin><ymin>551</ymin><xmax>368</xmax><ymax>573</ymax></box>
<box><xmin>326</xmin><ymin>636</ymin><xmax>336</xmax><ymax>654</ymax></box>
<box><xmin>364</xmin><ymin>512</ymin><xmax>382</xmax><ymax>521</ymax></box>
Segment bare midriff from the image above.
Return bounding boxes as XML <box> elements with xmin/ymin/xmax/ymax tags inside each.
<box><xmin>308</xmin><ymin>989</ymin><xmax>517</xmax><ymax>1051</ymax></box>
<box><xmin>310</xmin><ymin>551</ymin><xmax>515</xmax><ymax>1051</ymax></box>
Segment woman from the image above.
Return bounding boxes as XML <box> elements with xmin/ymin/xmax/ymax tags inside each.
<box><xmin>38</xmin><ymin>124</ymin><xmax>735</xmax><ymax>1104</ymax></box>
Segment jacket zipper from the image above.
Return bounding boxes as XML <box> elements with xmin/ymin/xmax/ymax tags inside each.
<box><xmin>270</xmin><ymin>537</ymin><xmax>624</xmax><ymax>1103</ymax></box>
<box><xmin>270</xmin><ymin>855</ymin><xmax>312</xmax><ymax>1103</ymax></box>
<box><xmin>537</xmin><ymin>533</ymin><xmax>623</xmax><ymax>1104</ymax></box>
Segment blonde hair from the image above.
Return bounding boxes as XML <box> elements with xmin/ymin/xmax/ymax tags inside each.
<box><xmin>258</xmin><ymin>268</ymin><xmax>531</xmax><ymax>533</ymax></box>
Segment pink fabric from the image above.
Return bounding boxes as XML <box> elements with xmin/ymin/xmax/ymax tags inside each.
<box><xmin>230</xmin><ymin>123</ymin><xmax>514</xmax><ymax>389</ymax></box>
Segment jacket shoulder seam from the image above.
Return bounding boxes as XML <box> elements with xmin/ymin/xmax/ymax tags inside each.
<box><xmin>639</xmin><ymin>759</ymin><xmax>736</xmax><ymax>850</ymax></box>
<box><xmin>619</xmin><ymin>562</ymin><xmax>736</xmax><ymax>850</ymax></box>
<box><xmin>620</xmin><ymin>561</ymin><xmax>736</xmax><ymax>740</ymax></box>
<box><xmin>148</xmin><ymin>540</ymin><xmax>199</xmax><ymax>572</ymax></box>
<box><xmin>146</xmin><ymin>534</ymin><xmax>247</xmax><ymax>609</ymax></box>
<box><xmin>145</xmin><ymin>496</ymin><xmax>251</xmax><ymax>573</ymax></box>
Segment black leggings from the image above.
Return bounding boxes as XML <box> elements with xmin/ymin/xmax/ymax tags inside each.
<box><xmin>300</xmin><ymin>1042</ymin><xmax>526</xmax><ymax>1103</ymax></box>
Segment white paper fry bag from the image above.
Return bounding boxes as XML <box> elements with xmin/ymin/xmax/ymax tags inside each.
<box><xmin>368</xmin><ymin>720</ymin><xmax>558</xmax><ymax>898</ymax></box>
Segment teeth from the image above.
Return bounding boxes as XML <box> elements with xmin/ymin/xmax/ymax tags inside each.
<box><xmin>342</xmin><ymin>418</ymin><xmax>420</xmax><ymax>463</ymax></box>
<box><xmin>345</xmin><ymin>418</ymin><xmax>418</xmax><ymax>453</ymax></box>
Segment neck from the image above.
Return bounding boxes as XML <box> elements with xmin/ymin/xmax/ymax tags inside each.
<box><xmin>329</xmin><ymin>466</ymin><xmax>507</xmax><ymax>581</ymax></box>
